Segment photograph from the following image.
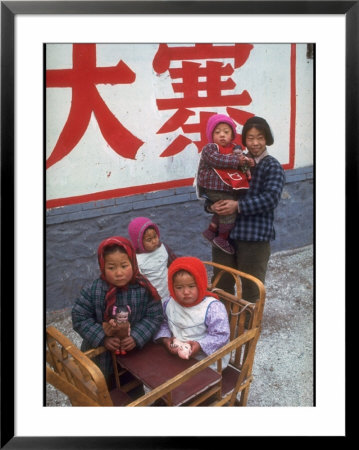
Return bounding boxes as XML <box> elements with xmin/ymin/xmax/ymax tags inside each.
<box><xmin>2</xmin><ymin>0</ymin><xmax>352</xmax><ymax>446</ymax></box>
<box><xmin>45</xmin><ymin>40</ymin><xmax>313</xmax><ymax>409</ymax></box>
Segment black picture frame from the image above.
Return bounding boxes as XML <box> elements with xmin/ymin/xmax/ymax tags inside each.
<box><xmin>1</xmin><ymin>1</ymin><xmax>354</xmax><ymax>447</ymax></box>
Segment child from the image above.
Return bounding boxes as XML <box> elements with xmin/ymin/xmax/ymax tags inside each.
<box><xmin>154</xmin><ymin>256</ymin><xmax>230</xmax><ymax>369</ymax></box>
<box><xmin>72</xmin><ymin>236</ymin><xmax>164</xmax><ymax>385</ymax></box>
<box><xmin>128</xmin><ymin>217</ymin><xmax>177</xmax><ymax>301</ymax></box>
<box><xmin>196</xmin><ymin>113</ymin><xmax>255</xmax><ymax>255</ymax></box>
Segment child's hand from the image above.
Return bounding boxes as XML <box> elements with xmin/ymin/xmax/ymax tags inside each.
<box><xmin>238</xmin><ymin>154</ymin><xmax>247</xmax><ymax>165</ymax></box>
<box><xmin>187</xmin><ymin>340</ymin><xmax>201</xmax><ymax>357</ymax></box>
<box><xmin>162</xmin><ymin>337</ymin><xmax>178</xmax><ymax>355</ymax></box>
<box><xmin>120</xmin><ymin>336</ymin><xmax>136</xmax><ymax>352</ymax></box>
<box><xmin>104</xmin><ymin>336</ymin><xmax>121</xmax><ymax>352</ymax></box>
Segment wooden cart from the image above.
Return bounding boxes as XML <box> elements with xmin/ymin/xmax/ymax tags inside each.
<box><xmin>46</xmin><ymin>261</ymin><xmax>265</xmax><ymax>407</ymax></box>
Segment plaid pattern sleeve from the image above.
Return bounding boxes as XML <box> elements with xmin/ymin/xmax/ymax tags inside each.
<box><xmin>231</xmin><ymin>155</ymin><xmax>285</xmax><ymax>241</ymax></box>
<box><xmin>72</xmin><ymin>279</ymin><xmax>115</xmax><ymax>380</ymax></box>
<box><xmin>197</xmin><ymin>143</ymin><xmax>241</xmax><ymax>192</ymax></box>
<box><xmin>72</xmin><ymin>278</ymin><xmax>107</xmax><ymax>348</ymax></box>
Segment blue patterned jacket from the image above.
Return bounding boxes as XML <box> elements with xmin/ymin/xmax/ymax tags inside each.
<box><xmin>231</xmin><ymin>154</ymin><xmax>285</xmax><ymax>242</ymax></box>
<box><xmin>72</xmin><ymin>278</ymin><xmax>163</xmax><ymax>380</ymax></box>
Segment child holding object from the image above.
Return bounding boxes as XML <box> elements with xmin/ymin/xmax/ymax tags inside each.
<box><xmin>128</xmin><ymin>217</ymin><xmax>177</xmax><ymax>302</ymax></box>
<box><xmin>196</xmin><ymin>113</ymin><xmax>255</xmax><ymax>255</ymax></box>
<box><xmin>72</xmin><ymin>236</ymin><xmax>163</xmax><ymax>384</ymax></box>
<box><xmin>154</xmin><ymin>256</ymin><xmax>230</xmax><ymax>369</ymax></box>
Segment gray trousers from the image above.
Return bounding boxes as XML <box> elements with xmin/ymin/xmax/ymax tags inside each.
<box><xmin>211</xmin><ymin>240</ymin><xmax>271</xmax><ymax>302</ymax></box>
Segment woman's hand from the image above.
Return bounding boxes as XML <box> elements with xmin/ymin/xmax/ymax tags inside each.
<box><xmin>210</xmin><ymin>199</ymin><xmax>238</xmax><ymax>216</ymax></box>
<box><xmin>103</xmin><ymin>336</ymin><xmax>121</xmax><ymax>352</ymax></box>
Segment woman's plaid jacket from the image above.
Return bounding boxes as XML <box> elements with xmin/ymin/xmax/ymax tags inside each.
<box><xmin>231</xmin><ymin>154</ymin><xmax>286</xmax><ymax>242</ymax></box>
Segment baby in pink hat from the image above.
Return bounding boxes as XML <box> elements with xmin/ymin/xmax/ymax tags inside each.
<box><xmin>128</xmin><ymin>217</ymin><xmax>177</xmax><ymax>302</ymax></box>
<box><xmin>196</xmin><ymin>114</ymin><xmax>254</xmax><ymax>255</ymax></box>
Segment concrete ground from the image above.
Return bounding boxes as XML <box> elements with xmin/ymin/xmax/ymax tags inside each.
<box><xmin>46</xmin><ymin>244</ymin><xmax>313</xmax><ymax>407</ymax></box>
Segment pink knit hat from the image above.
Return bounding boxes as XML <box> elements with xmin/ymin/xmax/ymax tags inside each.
<box><xmin>206</xmin><ymin>114</ymin><xmax>237</xmax><ymax>143</ymax></box>
<box><xmin>128</xmin><ymin>217</ymin><xmax>160</xmax><ymax>253</ymax></box>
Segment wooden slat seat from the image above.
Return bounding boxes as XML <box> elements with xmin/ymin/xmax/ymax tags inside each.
<box><xmin>46</xmin><ymin>325</ymin><xmax>132</xmax><ymax>407</ymax></box>
<box><xmin>126</xmin><ymin>262</ymin><xmax>265</xmax><ymax>407</ymax></box>
<box><xmin>47</xmin><ymin>260</ymin><xmax>266</xmax><ymax>407</ymax></box>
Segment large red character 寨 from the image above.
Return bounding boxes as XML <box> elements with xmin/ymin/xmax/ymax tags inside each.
<box><xmin>46</xmin><ymin>44</ymin><xmax>144</xmax><ymax>169</ymax></box>
<box><xmin>152</xmin><ymin>44</ymin><xmax>255</xmax><ymax>157</ymax></box>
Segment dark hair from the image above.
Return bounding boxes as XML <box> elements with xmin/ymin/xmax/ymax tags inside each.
<box><xmin>143</xmin><ymin>225</ymin><xmax>157</xmax><ymax>235</ymax></box>
<box><xmin>103</xmin><ymin>244</ymin><xmax>127</xmax><ymax>257</ymax></box>
<box><xmin>214</xmin><ymin>122</ymin><xmax>236</xmax><ymax>140</ymax></box>
<box><xmin>241</xmin><ymin>116</ymin><xmax>274</xmax><ymax>146</ymax></box>
<box><xmin>173</xmin><ymin>269</ymin><xmax>193</xmax><ymax>281</ymax></box>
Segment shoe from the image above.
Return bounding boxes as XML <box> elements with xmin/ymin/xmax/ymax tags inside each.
<box><xmin>202</xmin><ymin>229</ymin><xmax>216</xmax><ymax>242</ymax></box>
<box><xmin>212</xmin><ymin>236</ymin><xmax>235</xmax><ymax>255</ymax></box>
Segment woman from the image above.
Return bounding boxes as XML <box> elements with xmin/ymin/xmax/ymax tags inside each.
<box><xmin>208</xmin><ymin>116</ymin><xmax>285</xmax><ymax>302</ymax></box>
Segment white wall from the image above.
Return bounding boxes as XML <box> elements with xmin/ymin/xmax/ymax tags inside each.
<box><xmin>46</xmin><ymin>43</ymin><xmax>313</xmax><ymax>206</ymax></box>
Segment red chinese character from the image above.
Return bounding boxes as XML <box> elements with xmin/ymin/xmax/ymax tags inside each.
<box><xmin>152</xmin><ymin>44</ymin><xmax>254</xmax><ymax>156</ymax></box>
<box><xmin>46</xmin><ymin>44</ymin><xmax>144</xmax><ymax>169</ymax></box>
<box><xmin>153</xmin><ymin>43</ymin><xmax>254</xmax><ymax>73</ymax></box>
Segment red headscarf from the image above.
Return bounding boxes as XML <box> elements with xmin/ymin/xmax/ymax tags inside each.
<box><xmin>168</xmin><ymin>256</ymin><xmax>218</xmax><ymax>307</ymax></box>
<box><xmin>98</xmin><ymin>236</ymin><xmax>160</xmax><ymax>320</ymax></box>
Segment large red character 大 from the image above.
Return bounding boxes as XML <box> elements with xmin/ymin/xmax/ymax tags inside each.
<box><xmin>46</xmin><ymin>44</ymin><xmax>144</xmax><ymax>169</ymax></box>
